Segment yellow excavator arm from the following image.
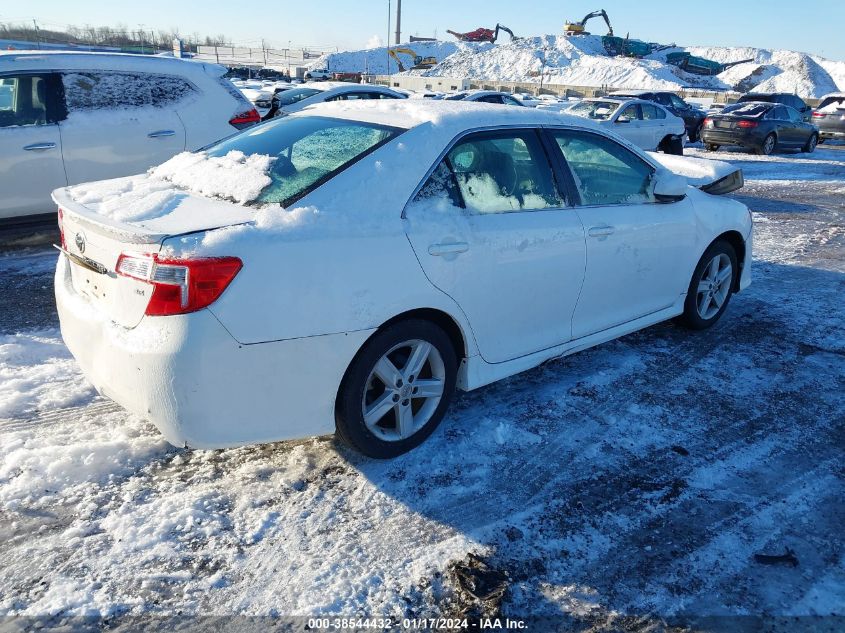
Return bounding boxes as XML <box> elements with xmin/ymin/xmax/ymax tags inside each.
<box><xmin>388</xmin><ymin>47</ymin><xmax>437</xmax><ymax>72</ymax></box>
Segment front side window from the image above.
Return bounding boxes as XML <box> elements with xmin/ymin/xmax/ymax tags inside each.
<box><xmin>275</xmin><ymin>87</ymin><xmax>321</xmax><ymax>106</ymax></box>
<box><xmin>205</xmin><ymin>115</ymin><xmax>402</xmax><ymax>206</ymax></box>
<box><xmin>553</xmin><ymin>130</ymin><xmax>655</xmax><ymax>206</ymax></box>
<box><xmin>62</xmin><ymin>72</ymin><xmax>197</xmax><ymax>111</ymax></box>
<box><xmin>618</xmin><ymin>104</ymin><xmax>641</xmax><ymax>121</ymax></box>
<box><xmin>0</xmin><ymin>74</ymin><xmax>52</xmax><ymax>127</ymax></box>
<box><xmin>785</xmin><ymin>106</ymin><xmax>803</xmax><ymax>123</ymax></box>
<box><xmin>669</xmin><ymin>94</ymin><xmax>687</xmax><ymax>109</ymax></box>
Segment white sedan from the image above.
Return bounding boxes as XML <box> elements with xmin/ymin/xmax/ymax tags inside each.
<box><xmin>263</xmin><ymin>82</ymin><xmax>406</xmax><ymax>119</ymax></box>
<box><xmin>54</xmin><ymin>101</ymin><xmax>751</xmax><ymax>458</ymax></box>
<box><xmin>567</xmin><ymin>97</ymin><xmax>687</xmax><ymax>154</ymax></box>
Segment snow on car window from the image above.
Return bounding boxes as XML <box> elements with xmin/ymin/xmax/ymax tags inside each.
<box><xmin>721</xmin><ymin>103</ymin><xmax>769</xmax><ymax>117</ymax></box>
<box><xmin>62</xmin><ymin>72</ymin><xmax>197</xmax><ymax>111</ymax></box>
<box><xmin>554</xmin><ymin>131</ymin><xmax>655</xmax><ymax>206</ymax></box>
<box><xmin>568</xmin><ymin>100</ymin><xmax>619</xmax><ymax>121</ymax></box>
<box><xmin>205</xmin><ymin>115</ymin><xmax>402</xmax><ymax>207</ymax></box>
<box><xmin>817</xmin><ymin>96</ymin><xmax>845</xmax><ymax>113</ymax></box>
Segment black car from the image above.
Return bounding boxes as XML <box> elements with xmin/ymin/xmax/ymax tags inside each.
<box><xmin>610</xmin><ymin>90</ymin><xmax>707</xmax><ymax>141</ymax></box>
<box><xmin>700</xmin><ymin>102</ymin><xmax>819</xmax><ymax>155</ymax></box>
<box><xmin>811</xmin><ymin>93</ymin><xmax>845</xmax><ymax>143</ymax></box>
<box><xmin>737</xmin><ymin>92</ymin><xmax>812</xmax><ymax>121</ymax></box>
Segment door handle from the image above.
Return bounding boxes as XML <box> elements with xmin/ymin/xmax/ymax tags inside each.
<box><xmin>23</xmin><ymin>142</ymin><xmax>56</xmax><ymax>151</ymax></box>
<box><xmin>588</xmin><ymin>225</ymin><xmax>615</xmax><ymax>238</ymax></box>
<box><xmin>147</xmin><ymin>130</ymin><xmax>176</xmax><ymax>138</ymax></box>
<box><xmin>428</xmin><ymin>242</ymin><xmax>469</xmax><ymax>256</ymax></box>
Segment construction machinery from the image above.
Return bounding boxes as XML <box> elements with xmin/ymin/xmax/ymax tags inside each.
<box><xmin>666</xmin><ymin>52</ymin><xmax>755</xmax><ymax>76</ymax></box>
<box><xmin>388</xmin><ymin>47</ymin><xmax>438</xmax><ymax>72</ymax></box>
<box><xmin>602</xmin><ymin>34</ymin><xmax>652</xmax><ymax>58</ymax></box>
<box><xmin>564</xmin><ymin>9</ymin><xmax>613</xmax><ymax>36</ymax></box>
<box><xmin>447</xmin><ymin>24</ymin><xmax>519</xmax><ymax>44</ymax></box>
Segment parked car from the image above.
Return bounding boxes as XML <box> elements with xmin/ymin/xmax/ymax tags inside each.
<box><xmin>610</xmin><ymin>90</ymin><xmax>707</xmax><ymax>142</ymax></box>
<box><xmin>737</xmin><ymin>92</ymin><xmax>812</xmax><ymax>121</ymax></box>
<box><xmin>567</xmin><ymin>97</ymin><xmax>686</xmax><ymax>154</ymax></box>
<box><xmin>0</xmin><ymin>51</ymin><xmax>259</xmax><ymax>223</ymax></box>
<box><xmin>443</xmin><ymin>90</ymin><xmax>526</xmax><ymax>106</ymax></box>
<box><xmin>263</xmin><ymin>82</ymin><xmax>406</xmax><ymax>119</ymax></box>
<box><xmin>303</xmin><ymin>68</ymin><xmax>332</xmax><ymax>81</ymax></box>
<box><xmin>811</xmin><ymin>92</ymin><xmax>845</xmax><ymax>143</ymax></box>
<box><xmin>54</xmin><ymin>101</ymin><xmax>751</xmax><ymax>458</ymax></box>
<box><xmin>700</xmin><ymin>101</ymin><xmax>819</xmax><ymax>155</ymax></box>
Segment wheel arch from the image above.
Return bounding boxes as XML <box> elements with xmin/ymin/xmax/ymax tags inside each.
<box><xmin>375</xmin><ymin>308</ymin><xmax>468</xmax><ymax>361</ymax></box>
<box><xmin>710</xmin><ymin>230</ymin><xmax>746</xmax><ymax>292</ymax></box>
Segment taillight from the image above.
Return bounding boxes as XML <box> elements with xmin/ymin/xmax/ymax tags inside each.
<box><xmin>736</xmin><ymin>120</ymin><xmax>758</xmax><ymax>128</ymax></box>
<box><xmin>229</xmin><ymin>109</ymin><xmax>261</xmax><ymax>129</ymax></box>
<box><xmin>702</xmin><ymin>117</ymin><xmax>712</xmax><ymax>127</ymax></box>
<box><xmin>116</xmin><ymin>253</ymin><xmax>242</xmax><ymax>316</ymax></box>
<box><xmin>57</xmin><ymin>207</ymin><xmax>67</xmax><ymax>250</ymax></box>
<box><xmin>811</xmin><ymin>111</ymin><xmax>824</xmax><ymax>118</ymax></box>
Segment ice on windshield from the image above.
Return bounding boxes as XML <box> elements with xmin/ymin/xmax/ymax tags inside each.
<box><xmin>721</xmin><ymin>103</ymin><xmax>769</xmax><ymax>117</ymax></box>
<box><xmin>568</xmin><ymin>100</ymin><xmax>619</xmax><ymax>121</ymax></box>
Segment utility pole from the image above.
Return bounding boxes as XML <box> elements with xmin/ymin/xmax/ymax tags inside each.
<box><xmin>394</xmin><ymin>0</ymin><xmax>402</xmax><ymax>45</ymax></box>
<box><xmin>32</xmin><ymin>19</ymin><xmax>41</xmax><ymax>49</ymax></box>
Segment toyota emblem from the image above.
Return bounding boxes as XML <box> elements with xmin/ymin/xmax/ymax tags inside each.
<box><xmin>74</xmin><ymin>232</ymin><xmax>86</xmax><ymax>254</ymax></box>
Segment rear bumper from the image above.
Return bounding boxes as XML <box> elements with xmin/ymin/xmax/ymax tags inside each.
<box><xmin>700</xmin><ymin>128</ymin><xmax>765</xmax><ymax>148</ymax></box>
<box><xmin>818</xmin><ymin>128</ymin><xmax>845</xmax><ymax>140</ymax></box>
<box><xmin>55</xmin><ymin>254</ymin><xmax>373</xmax><ymax>449</ymax></box>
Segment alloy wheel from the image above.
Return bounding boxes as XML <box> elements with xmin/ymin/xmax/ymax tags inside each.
<box><xmin>696</xmin><ymin>253</ymin><xmax>733</xmax><ymax>320</ymax></box>
<box><xmin>361</xmin><ymin>339</ymin><xmax>446</xmax><ymax>442</ymax></box>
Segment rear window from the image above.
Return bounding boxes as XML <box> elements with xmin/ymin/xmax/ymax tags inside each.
<box><xmin>818</xmin><ymin>96</ymin><xmax>845</xmax><ymax>111</ymax></box>
<box><xmin>62</xmin><ymin>72</ymin><xmax>197</xmax><ymax>111</ymax></box>
<box><xmin>721</xmin><ymin>103</ymin><xmax>770</xmax><ymax>117</ymax></box>
<box><xmin>205</xmin><ymin>115</ymin><xmax>403</xmax><ymax>206</ymax></box>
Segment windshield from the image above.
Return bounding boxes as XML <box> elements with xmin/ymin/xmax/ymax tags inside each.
<box><xmin>722</xmin><ymin>102</ymin><xmax>769</xmax><ymax>117</ymax></box>
<box><xmin>568</xmin><ymin>100</ymin><xmax>620</xmax><ymax>120</ymax></box>
<box><xmin>275</xmin><ymin>87</ymin><xmax>321</xmax><ymax>106</ymax></box>
<box><xmin>738</xmin><ymin>94</ymin><xmax>777</xmax><ymax>104</ymax></box>
<box><xmin>444</xmin><ymin>93</ymin><xmax>468</xmax><ymax>101</ymax></box>
<box><xmin>205</xmin><ymin>116</ymin><xmax>403</xmax><ymax>207</ymax></box>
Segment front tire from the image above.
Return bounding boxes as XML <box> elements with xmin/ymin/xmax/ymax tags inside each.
<box><xmin>336</xmin><ymin>319</ymin><xmax>457</xmax><ymax>458</ymax></box>
<box><xmin>705</xmin><ymin>143</ymin><xmax>720</xmax><ymax>151</ymax></box>
<box><xmin>677</xmin><ymin>240</ymin><xmax>738</xmax><ymax>330</ymax></box>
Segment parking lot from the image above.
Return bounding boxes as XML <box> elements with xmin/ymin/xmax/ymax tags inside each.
<box><xmin>1</xmin><ymin>144</ymin><xmax>843</xmax><ymax>626</ymax></box>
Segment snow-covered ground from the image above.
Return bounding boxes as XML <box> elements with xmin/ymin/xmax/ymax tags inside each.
<box><xmin>1</xmin><ymin>146</ymin><xmax>844</xmax><ymax>626</ymax></box>
<box><xmin>313</xmin><ymin>35</ymin><xmax>845</xmax><ymax>98</ymax></box>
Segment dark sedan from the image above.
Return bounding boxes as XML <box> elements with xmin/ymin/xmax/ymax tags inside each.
<box><xmin>700</xmin><ymin>102</ymin><xmax>819</xmax><ymax>155</ymax></box>
<box><xmin>811</xmin><ymin>93</ymin><xmax>845</xmax><ymax>143</ymax></box>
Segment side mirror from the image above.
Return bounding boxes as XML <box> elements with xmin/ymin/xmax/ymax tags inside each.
<box><xmin>653</xmin><ymin>171</ymin><xmax>687</xmax><ymax>203</ymax></box>
<box><xmin>616</xmin><ymin>116</ymin><xmax>631</xmax><ymax>124</ymax></box>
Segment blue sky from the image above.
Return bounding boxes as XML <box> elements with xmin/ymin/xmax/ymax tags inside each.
<box><xmin>3</xmin><ymin>0</ymin><xmax>844</xmax><ymax>59</ymax></box>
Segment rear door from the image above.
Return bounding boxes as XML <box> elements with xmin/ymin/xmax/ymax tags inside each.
<box><xmin>58</xmin><ymin>71</ymin><xmax>187</xmax><ymax>185</ymax></box>
<box><xmin>0</xmin><ymin>72</ymin><xmax>67</xmax><ymax>219</ymax></box>
<box><xmin>549</xmin><ymin>128</ymin><xmax>696</xmax><ymax>338</ymax></box>
<box><xmin>404</xmin><ymin>128</ymin><xmax>586</xmax><ymax>363</ymax></box>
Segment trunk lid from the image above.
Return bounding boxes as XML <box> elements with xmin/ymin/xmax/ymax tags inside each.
<box><xmin>53</xmin><ymin>183</ymin><xmax>255</xmax><ymax>328</ymax></box>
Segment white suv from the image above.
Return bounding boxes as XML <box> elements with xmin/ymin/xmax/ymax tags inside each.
<box><xmin>0</xmin><ymin>51</ymin><xmax>259</xmax><ymax>222</ymax></box>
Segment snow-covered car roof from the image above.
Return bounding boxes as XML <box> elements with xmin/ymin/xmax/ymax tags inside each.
<box><xmin>0</xmin><ymin>50</ymin><xmax>226</xmax><ymax>78</ymax></box>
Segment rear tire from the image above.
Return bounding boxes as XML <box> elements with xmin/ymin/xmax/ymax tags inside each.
<box><xmin>689</xmin><ymin>123</ymin><xmax>702</xmax><ymax>143</ymax></box>
<box><xmin>705</xmin><ymin>143</ymin><xmax>720</xmax><ymax>151</ymax></box>
<box><xmin>677</xmin><ymin>240</ymin><xmax>738</xmax><ymax>330</ymax></box>
<box><xmin>660</xmin><ymin>135</ymin><xmax>684</xmax><ymax>155</ymax></box>
<box><xmin>758</xmin><ymin>133</ymin><xmax>777</xmax><ymax>155</ymax></box>
<box><xmin>336</xmin><ymin>319</ymin><xmax>457</xmax><ymax>458</ymax></box>
<box><xmin>802</xmin><ymin>133</ymin><xmax>818</xmax><ymax>153</ymax></box>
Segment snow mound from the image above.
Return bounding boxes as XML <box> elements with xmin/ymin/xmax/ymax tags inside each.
<box><xmin>319</xmin><ymin>35</ymin><xmax>845</xmax><ymax>98</ymax></box>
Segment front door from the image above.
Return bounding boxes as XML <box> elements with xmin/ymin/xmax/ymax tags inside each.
<box><xmin>404</xmin><ymin>129</ymin><xmax>587</xmax><ymax>364</ymax></box>
<box><xmin>550</xmin><ymin>128</ymin><xmax>696</xmax><ymax>339</ymax></box>
<box><xmin>0</xmin><ymin>73</ymin><xmax>67</xmax><ymax>220</ymax></box>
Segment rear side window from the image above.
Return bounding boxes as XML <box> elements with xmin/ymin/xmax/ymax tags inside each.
<box><xmin>411</xmin><ymin>131</ymin><xmax>564</xmax><ymax>215</ymax></box>
<box><xmin>0</xmin><ymin>74</ymin><xmax>57</xmax><ymax>127</ymax></box>
<box><xmin>62</xmin><ymin>72</ymin><xmax>197</xmax><ymax>111</ymax></box>
<box><xmin>553</xmin><ymin>130</ymin><xmax>655</xmax><ymax>206</ymax></box>
<box><xmin>641</xmin><ymin>104</ymin><xmax>666</xmax><ymax>120</ymax></box>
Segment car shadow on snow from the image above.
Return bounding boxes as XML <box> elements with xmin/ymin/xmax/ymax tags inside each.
<box><xmin>335</xmin><ymin>261</ymin><xmax>845</xmax><ymax>624</ymax></box>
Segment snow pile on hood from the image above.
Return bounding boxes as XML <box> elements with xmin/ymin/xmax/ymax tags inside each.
<box><xmin>66</xmin><ymin>151</ymin><xmax>274</xmax><ymax>223</ymax></box>
<box><xmin>319</xmin><ymin>35</ymin><xmax>845</xmax><ymax>98</ymax></box>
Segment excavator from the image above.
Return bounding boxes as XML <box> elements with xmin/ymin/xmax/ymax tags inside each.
<box><xmin>388</xmin><ymin>47</ymin><xmax>438</xmax><ymax>72</ymax></box>
<box><xmin>564</xmin><ymin>9</ymin><xmax>613</xmax><ymax>36</ymax></box>
<box><xmin>447</xmin><ymin>23</ymin><xmax>519</xmax><ymax>44</ymax></box>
